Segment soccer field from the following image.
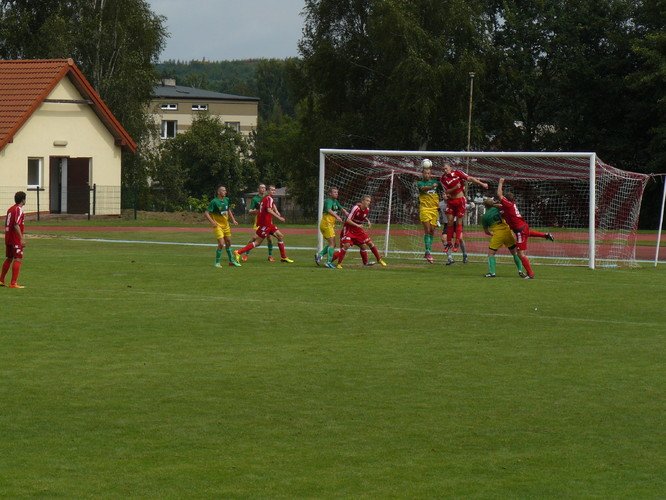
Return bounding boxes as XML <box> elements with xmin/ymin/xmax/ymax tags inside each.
<box><xmin>1</xmin><ymin>232</ymin><xmax>664</xmax><ymax>497</ymax></box>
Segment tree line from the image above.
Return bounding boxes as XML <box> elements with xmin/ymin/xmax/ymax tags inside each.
<box><xmin>1</xmin><ymin>0</ymin><xmax>663</xmax><ymax>226</ymax></box>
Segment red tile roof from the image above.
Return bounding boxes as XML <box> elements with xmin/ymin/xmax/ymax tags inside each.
<box><xmin>0</xmin><ymin>58</ymin><xmax>136</xmax><ymax>153</ymax></box>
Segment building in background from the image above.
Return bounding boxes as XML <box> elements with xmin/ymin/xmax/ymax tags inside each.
<box><xmin>0</xmin><ymin>59</ymin><xmax>136</xmax><ymax>216</ymax></box>
<box><xmin>151</xmin><ymin>79</ymin><xmax>259</xmax><ymax>140</ymax></box>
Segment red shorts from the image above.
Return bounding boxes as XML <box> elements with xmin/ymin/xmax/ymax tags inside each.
<box><xmin>446</xmin><ymin>197</ymin><xmax>467</xmax><ymax>218</ymax></box>
<box><xmin>513</xmin><ymin>223</ymin><xmax>530</xmax><ymax>251</ymax></box>
<box><xmin>256</xmin><ymin>224</ymin><xmax>279</xmax><ymax>238</ymax></box>
<box><xmin>5</xmin><ymin>243</ymin><xmax>24</xmax><ymax>259</ymax></box>
<box><xmin>341</xmin><ymin>228</ymin><xmax>370</xmax><ymax>247</ymax></box>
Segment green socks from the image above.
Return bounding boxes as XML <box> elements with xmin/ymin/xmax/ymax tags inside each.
<box><xmin>424</xmin><ymin>234</ymin><xmax>433</xmax><ymax>253</ymax></box>
<box><xmin>488</xmin><ymin>255</ymin><xmax>497</xmax><ymax>274</ymax></box>
<box><xmin>215</xmin><ymin>248</ymin><xmax>223</xmax><ymax>264</ymax></box>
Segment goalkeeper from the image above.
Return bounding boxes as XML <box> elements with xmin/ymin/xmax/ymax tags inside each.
<box><xmin>481</xmin><ymin>197</ymin><xmax>525</xmax><ymax>278</ymax></box>
<box><xmin>417</xmin><ymin>159</ymin><xmax>442</xmax><ymax>264</ymax></box>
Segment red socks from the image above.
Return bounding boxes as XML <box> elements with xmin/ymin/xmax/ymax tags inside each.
<box><xmin>10</xmin><ymin>260</ymin><xmax>21</xmax><ymax>285</ymax></box>
<box><xmin>519</xmin><ymin>255</ymin><xmax>534</xmax><ymax>278</ymax></box>
<box><xmin>446</xmin><ymin>225</ymin><xmax>454</xmax><ymax>245</ymax></box>
<box><xmin>337</xmin><ymin>248</ymin><xmax>347</xmax><ymax>264</ymax></box>
<box><xmin>370</xmin><ymin>246</ymin><xmax>381</xmax><ymax>261</ymax></box>
<box><xmin>238</xmin><ymin>241</ymin><xmax>256</xmax><ymax>254</ymax></box>
<box><xmin>278</xmin><ymin>241</ymin><xmax>286</xmax><ymax>259</ymax></box>
<box><xmin>0</xmin><ymin>258</ymin><xmax>10</xmax><ymax>282</ymax></box>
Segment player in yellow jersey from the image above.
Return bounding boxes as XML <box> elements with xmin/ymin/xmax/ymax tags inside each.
<box><xmin>316</xmin><ymin>187</ymin><xmax>349</xmax><ymax>267</ymax></box>
<box><xmin>416</xmin><ymin>159</ymin><xmax>442</xmax><ymax>263</ymax></box>
<box><xmin>481</xmin><ymin>197</ymin><xmax>525</xmax><ymax>278</ymax></box>
<box><xmin>204</xmin><ymin>185</ymin><xmax>240</xmax><ymax>268</ymax></box>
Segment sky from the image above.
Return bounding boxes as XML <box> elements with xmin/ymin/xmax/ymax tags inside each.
<box><xmin>147</xmin><ymin>0</ymin><xmax>306</xmax><ymax>62</ymax></box>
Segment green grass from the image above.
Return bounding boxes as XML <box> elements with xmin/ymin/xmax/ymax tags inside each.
<box><xmin>1</xmin><ymin>233</ymin><xmax>664</xmax><ymax>497</ymax></box>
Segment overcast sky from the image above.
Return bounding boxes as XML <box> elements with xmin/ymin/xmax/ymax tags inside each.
<box><xmin>148</xmin><ymin>0</ymin><xmax>305</xmax><ymax>62</ymax></box>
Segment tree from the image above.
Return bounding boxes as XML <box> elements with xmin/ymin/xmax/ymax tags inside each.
<box><xmin>0</xmin><ymin>0</ymin><xmax>167</xmax><ymax>189</ymax></box>
<box><xmin>155</xmin><ymin>114</ymin><xmax>258</xmax><ymax>209</ymax></box>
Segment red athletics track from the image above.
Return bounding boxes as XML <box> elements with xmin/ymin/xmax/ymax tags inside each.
<box><xmin>30</xmin><ymin>226</ymin><xmax>664</xmax><ymax>261</ymax></box>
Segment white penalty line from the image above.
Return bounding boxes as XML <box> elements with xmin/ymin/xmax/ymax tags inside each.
<box><xmin>66</xmin><ymin>237</ymin><xmax>316</xmax><ymax>251</ymax></box>
<box><xmin>64</xmin><ymin>237</ymin><xmax>662</xmax><ymax>265</ymax></box>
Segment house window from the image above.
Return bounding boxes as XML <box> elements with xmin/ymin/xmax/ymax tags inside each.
<box><xmin>192</xmin><ymin>104</ymin><xmax>208</xmax><ymax>111</ymax></box>
<box><xmin>161</xmin><ymin>120</ymin><xmax>177</xmax><ymax>139</ymax></box>
<box><xmin>160</xmin><ymin>103</ymin><xmax>178</xmax><ymax>110</ymax></box>
<box><xmin>27</xmin><ymin>157</ymin><xmax>43</xmax><ymax>187</ymax></box>
<box><xmin>225</xmin><ymin>121</ymin><xmax>241</xmax><ymax>133</ymax></box>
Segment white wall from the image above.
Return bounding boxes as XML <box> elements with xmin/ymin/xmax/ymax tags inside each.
<box><xmin>0</xmin><ymin>76</ymin><xmax>124</xmax><ymax>214</ymax></box>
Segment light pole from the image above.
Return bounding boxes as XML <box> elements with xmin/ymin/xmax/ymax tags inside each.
<box><xmin>466</xmin><ymin>71</ymin><xmax>475</xmax><ymax>170</ymax></box>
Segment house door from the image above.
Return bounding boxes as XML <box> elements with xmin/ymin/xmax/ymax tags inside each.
<box><xmin>49</xmin><ymin>157</ymin><xmax>65</xmax><ymax>213</ymax></box>
<box><xmin>67</xmin><ymin>158</ymin><xmax>91</xmax><ymax>214</ymax></box>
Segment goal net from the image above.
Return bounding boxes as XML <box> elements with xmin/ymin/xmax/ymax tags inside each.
<box><xmin>318</xmin><ymin>149</ymin><xmax>650</xmax><ymax>268</ymax></box>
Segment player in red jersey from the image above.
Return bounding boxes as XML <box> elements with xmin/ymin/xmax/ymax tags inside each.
<box><xmin>440</xmin><ymin>162</ymin><xmax>488</xmax><ymax>265</ymax></box>
<box><xmin>497</xmin><ymin>178</ymin><xmax>554</xmax><ymax>279</ymax></box>
<box><xmin>1</xmin><ymin>191</ymin><xmax>27</xmax><ymax>288</ymax></box>
<box><xmin>331</xmin><ymin>195</ymin><xmax>387</xmax><ymax>268</ymax></box>
<box><xmin>234</xmin><ymin>185</ymin><xmax>294</xmax><ymax>263</ymax></box>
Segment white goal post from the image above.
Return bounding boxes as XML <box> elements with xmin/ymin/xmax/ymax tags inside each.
<box><xmin>318</xmin><ymin>149</ymin><xmax>650</xmax><ymax>269</ymax></box>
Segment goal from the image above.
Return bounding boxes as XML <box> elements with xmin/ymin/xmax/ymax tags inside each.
<box><xmin>318</xmin><ymin>149</ymin><xmax>650</xmax><ymax>268</ymax></box>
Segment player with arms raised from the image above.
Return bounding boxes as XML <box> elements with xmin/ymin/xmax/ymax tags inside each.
<box><xmin>417</xmin><ymin>159</ymin><xmax>441</xmax><ymax>263</ymax></box>
<box><xmin>441</xmin><ymin>161</ymin><xmax>488</xmax><ymax>264</ymax></box>
<box><xmin>332</xmin><ymin>195</ymin><xmax>386</xmax><ymax>268</ymax></box>
<box><xmin>497</xmin><ymin>178</ymin><xmax>554</xmax><ymax>279</ymax></box>
<box><xmin>315</xmin><ymin>186</ymin><xmax>348</xmax><ymax>267</ymax></box>
<box><xmin>234</xmin><ymin>185</ymin><xmax>294</xmax><ymax>263</ymax></box>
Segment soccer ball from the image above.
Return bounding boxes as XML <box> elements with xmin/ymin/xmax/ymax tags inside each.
<box><xmin>421</xmin><ymin>158</ymin><xmax>433</xmax><ymax>170</ymax></box>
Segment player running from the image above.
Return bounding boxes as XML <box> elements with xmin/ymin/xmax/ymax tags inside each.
<box><xmin>481</xmin><ymin>197</ymin><xmax>525</xmax><ymax>278</ymax></box>
<box><xmin>204</xmin><ymin>185</ymin><xmax>240</xmax><ymax>268</ymax></box>
<box><xmin>497</xmin><ymin>178</ymin><xmax>554</xmax><ymax>279</ymax></box>
<box><xmin>1</xmin><ymin>191</ymin><xmax>27</xmax><ymax>288</ymax></box>
<box><xmin>243</xmin><ymin>183</ymin><xmax>275</xmax><ymax>262</ymax></box>
<box><xmin>417</xmin><ymin>159</ymin><xmax>442</xmax><ymax>263</ymax></box>
<box><xmin>440</xmin><ymin>161</ymin><xmax>488</xmax><ymax>265</ymax></box>
<box><xmin>315</xmin><ymin>186</ymin><xmax>348</xmax><ymax>267</ymax></box>
<box><xmin>331</xmin><ymin>195</ymin><xmax>386</xmax><ymax>269</ymax></box>
<box><xmin>234</xmin><ymin>185</ymin><xmax>294</xmax><ymax>263</ymax></box>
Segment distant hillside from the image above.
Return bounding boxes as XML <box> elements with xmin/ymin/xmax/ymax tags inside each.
<box><xmin>156</xmin><ymin>59</ymin><xmax>299</xmax><ymax>120</ymax></box>
<box><xmin>156</xmin><ymin>60</ymin><xmax>260</xmax><ymax>98</ymax></box>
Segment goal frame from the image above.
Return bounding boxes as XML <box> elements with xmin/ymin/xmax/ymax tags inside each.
<box><xmin>319</xmin><ymin>149</ymin><xmax>599</xmax><ymax>269</ymax></box>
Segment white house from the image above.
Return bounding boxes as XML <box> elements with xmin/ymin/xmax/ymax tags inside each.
<box><xmin>0</xmin><ymin>58</ymin><xmax>136</xmax><ymax>215</ymax></box>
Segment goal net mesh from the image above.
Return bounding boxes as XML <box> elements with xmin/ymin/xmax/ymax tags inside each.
<box><xmin>319</xmin><ymin>151</ymin><xmax>649</xmax><ymax>267</ymax></box>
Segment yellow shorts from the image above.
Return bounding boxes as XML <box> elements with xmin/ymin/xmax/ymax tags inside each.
<box><xmin>320</xmin><ymin>219</ymin><xmax>336</xmax><ymax>239</ymax></box>
<box><xmin>489</xmin><ymin>226</ymin><xmax>516</xmax><ymax>250</ymax></box>
<box><xmin>213</xmin><ymin>224</ymin><xmax>231</xmax><ymax>239</ymax></box>
<box><xmin>419</xmin><ymin>207</ymin><xmax>439</xmax><ymax>225</ymax></box>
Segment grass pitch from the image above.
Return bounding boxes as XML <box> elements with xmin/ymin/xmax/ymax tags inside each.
<box><xmin>1</xmin><ymin>229</ymin><xmax>664</xmax><ymax>497</ymax></box>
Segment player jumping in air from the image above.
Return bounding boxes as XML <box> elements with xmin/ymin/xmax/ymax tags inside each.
<box><xmin>315</xmin><ymin>186</ymin><xmax>348</xmax><ymax>267</ymax></box>
<box><xmin>243</xmin><ymin>183</ymin><xmax>275</xmax><ymax>262</ymax></box>
<box><xmin>497</xmin><ymin>178</ymin><xmax>554</xmax><ymax>279</ymax></box>
<box><xmin>332</xmin><ymin>195</ymin><xmax>386</xmax><ymax>269</ymax></box>
<box><xmin>481</xmin><ymin>197</ymin><xmax>525</xmax><ymax>278</ymax></box>
<box><xmin>1</xmin><ymin>191</ymin><xmax>27</xmax><ymax>288</ymax></box>
<box><xmin>234</xmin><ymin>185</ymin><xmax>294</xmax><ymax>263</ymax></box>
<box><xmin>417</xmin><ymin>159</ymin><xmax>442</xmax><ymax>263</ymax></box>
<box><xmin>440</xmin><ymin>161</ymin><xmax>488</xmax><ymax>265</ymax></box>
<box><xmin>204</xmin><ymin>185</ymin><xmax>240</xmax><ymax>268</ymax></box>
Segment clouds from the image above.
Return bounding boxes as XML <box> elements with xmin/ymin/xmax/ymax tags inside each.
<box><xmin>149</xmin><ymin>0</ymin><xmax>305</xmax><ymax>61</ymax></box>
